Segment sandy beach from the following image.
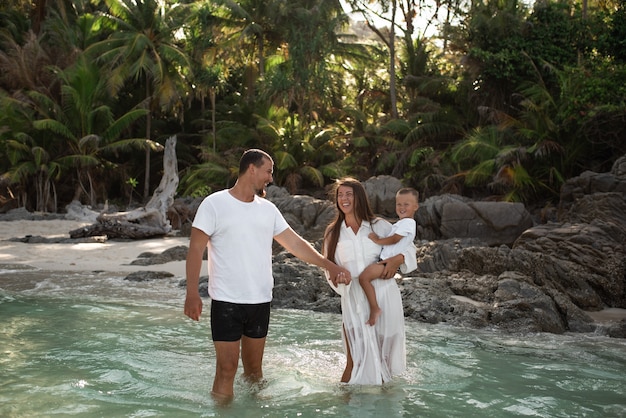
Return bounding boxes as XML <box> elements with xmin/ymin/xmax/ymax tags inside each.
<box><xmin>0</xmin><ymin>219</ymin><xmax>189</xmax><ymax>278</ymax></box>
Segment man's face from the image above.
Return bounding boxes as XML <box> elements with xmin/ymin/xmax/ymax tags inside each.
<box><xmin>254</xmin><ymin>157</ymin><xmax>274</xmax><ymax>197</ymax></box>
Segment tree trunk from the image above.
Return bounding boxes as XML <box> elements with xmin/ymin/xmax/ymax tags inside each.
<box><xmin>389</xmin><ymin>0</ymin><xmax>398</xmax><ymax>119</ymax></box>
<box><xmin>144</xmin><ymin>81</ymin><xmax>152</xmax><ymax>200</ymax></box>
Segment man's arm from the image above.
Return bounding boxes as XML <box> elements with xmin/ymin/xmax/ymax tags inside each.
<box><xmin>274</xmin><ymin>227</ymin><xmax>350</xmax><ymax>285</ymax></box>
<box><xmin>184</xmin><ymin>227</ymin><xmax>209</xmax><ymax>321</ymax></box>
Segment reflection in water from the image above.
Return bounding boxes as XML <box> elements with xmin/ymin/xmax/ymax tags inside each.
<box><xmin>1</xmin><ymin>269</ymin><xmax>625</xmax><ymax>417</ymax></box>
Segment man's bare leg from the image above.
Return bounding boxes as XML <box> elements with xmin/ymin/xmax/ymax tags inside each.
<box><xmin>241</xmin><ymin>335</ymin><xmax>266</xmax><ymax>384</ymax></box>
<box><xmin>212</xmin><ymin>340</ymin><xmax>240</xmax><ymax>403</ymax></box>
<box><xmin>359</xmin><ymin>264</ymin><xmax>384</xmax><ymax>326</ymax></box>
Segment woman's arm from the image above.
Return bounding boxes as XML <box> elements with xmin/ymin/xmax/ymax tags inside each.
<box><xmin>378</xmin><ymin>253</ymin><xmax>404</xmax><ymax>279</ymax></box>
<box><xmin>379</xmin><ymin>242</ymin><xmax>418</xmax><ymax>279</ymax></box>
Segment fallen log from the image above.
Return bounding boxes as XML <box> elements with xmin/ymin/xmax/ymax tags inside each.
<box><xmin>69</xmin><ymin>219</ymin><xmax>170</xmax><ymax>239</ymax></box>
<box><xmin>70</xmin><ymin>136</ymin><xmax>179</xmax><ymax>240</ymax></box>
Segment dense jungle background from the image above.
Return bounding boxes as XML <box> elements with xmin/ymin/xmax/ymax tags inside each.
<box><xmin>1</xmin><ymin>0</ymin><xmax>625</xmax><ymax>214</ymax></box>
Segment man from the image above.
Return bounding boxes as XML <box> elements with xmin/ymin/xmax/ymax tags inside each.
<box><xmin>184</xmin><ymin>148</ymin><xmax>349</xmax><ymax>402</ymax></box>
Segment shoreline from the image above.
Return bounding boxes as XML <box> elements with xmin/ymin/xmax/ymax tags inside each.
<box><xmin>2</xmin><ymin>219</ymin><xmax>626</xmax><ymax>326</ymax></box>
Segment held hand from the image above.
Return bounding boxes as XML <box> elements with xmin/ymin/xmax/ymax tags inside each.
<box><xmin>368</xmin><ymin>232</ymin><xmax>379</xmax><ymax>242</ymax></box>
<box><xmin>184</xmin><ymin>293</ymin><xmax>203</xmax><ymax>321</ymax></box>
<box><xmin>329</xmin><ymin>265</ymin><xmax>351</xmax><ymax>287</ymax></box>
<box><xmin>339</xmin><ymin>267</ymin><xmax>351</xmax><ymax>285</ymax></box>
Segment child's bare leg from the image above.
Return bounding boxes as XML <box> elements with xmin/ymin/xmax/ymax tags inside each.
<box><xmin>359</xmin><ymin>264</ymin><xmax>383</xmax><ymax>326</ymax></box>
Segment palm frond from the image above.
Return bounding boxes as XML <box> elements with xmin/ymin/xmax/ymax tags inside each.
<box><xmin>32</xmin><ymin>119</ymin><xmax>76</xmax><ymax>141</ymax></box>
<box><xmin>299</xmin><ymin>165</ymin><xmax>324</xmax><ymax>188</ymax></box>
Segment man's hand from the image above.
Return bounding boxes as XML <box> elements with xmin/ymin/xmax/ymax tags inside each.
<box><xmin>184</xmin><ymin>293</ymin><xmax>203</xmax><ymax>321</ymax></box>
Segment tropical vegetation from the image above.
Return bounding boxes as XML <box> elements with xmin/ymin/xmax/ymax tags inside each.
<box><xmin>1</xmin><ymin>0</ymin><xmax>624</xmax><ymax>213</ymax></box>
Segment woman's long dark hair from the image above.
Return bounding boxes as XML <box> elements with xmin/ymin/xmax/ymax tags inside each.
<box><xmin>323</xmin><ymin>178</ymin><xmax>377</xmax><ymax>263</ymax></box>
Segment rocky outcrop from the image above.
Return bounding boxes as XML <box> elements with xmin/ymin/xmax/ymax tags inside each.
<box><xmin>8</xmin><ymin>155</ymin><xmax>625</xmax><ymax>337</ymax></box>
<box><xmin>267</xmin><ymin>158</ymin><xmax>626</xmax><ymax>337</ymax></box>
<box><xmin>170</xmin><ymin>160</ymin><xmax>626</xmax><ymax>337</ymax></box>
<box><xmin>416</xmin><ymin>194</ymin><xmax>533</xmax><ymax>246</ymax></box>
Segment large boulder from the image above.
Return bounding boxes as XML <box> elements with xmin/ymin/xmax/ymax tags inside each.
<box><xmin>267</xmin><ymin>186</ymin><xmax>335</xmax><ymax>241</ymax></box>
<box><xmin>362</xmin><ymin>175</ymin><xmax>404</xmax><ymax>217</ymax></box>
<box><xmin>417</xmin><ymin>194</ymin><xmax>534</xmax><ymax>246</ymax></box>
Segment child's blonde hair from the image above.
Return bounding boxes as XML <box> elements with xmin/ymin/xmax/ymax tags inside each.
<box><xmin>397</xmin><ymin>187</ymin><xmax>419</xmax><ymax>201</ymax></box>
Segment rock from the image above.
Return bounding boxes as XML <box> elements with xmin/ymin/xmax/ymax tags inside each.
<box><xmin>154</xmin><ymin>154</ymin><xmax>626</xmax><ymax>337</ymax></box>
<box><xmin>271</xmin><ymin>253</ymin><xmax>341</xmax><ymax>313</ymax></box>
<box><xmin>269</xmin><ymin>190</ymin><xmax>336</xmax><ymax>241</ymax></box>
<box><xmin>0</xmin><ymin>207</ymin><xmax>65</xmax><ymax>221</ymax></box>
<box><xmin>124</xmin><ymin>271</ymin><xmax>174</xmax><ymax>282</ymax></box>
<box><xmin>130</xmin><ymin>245</ymin><xmax>190</xmax><ymax>265</ymax></box>
<box><xmin>417</xmin><ymin>194</ymin><xmax>533</xmax><ymax>246</ymax></box>
<box><xmin>362</xmin><ymin>175</ymin><xmax>404</xmax><ymax>217</ymax></box>
<box><xmin>559</xmin><ymin>168</ymin><xmax>626</xmax><ymax>211</ymax></box>
<box><xmin>64</xmin><ymin>200</ymin><xmax>99</xmax><ymax>222</ymax></box>
<box><xmin>492</xmin><ymin>273</ymin><xmax>565</xmax><ymax>333</ymax></box>
<box><xmin>178</xmin><ymin>276</ymin><xmax>209</xmax><ymax>297</ymax></box>
<box><xmin>167</xmin><ymin>197</ymin><xmax>203</xmax><ymax>231</ymax></box>
<box><xmin>612</xmin><ymin>154</ymin><xmax>626</xmax><ymax>177</ymax></box>
<box><xmin>607</xmin><ymin>320</ymin><xmax>626</xmax><ymax>338</ymax></box>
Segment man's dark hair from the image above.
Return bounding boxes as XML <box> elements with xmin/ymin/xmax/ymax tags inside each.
<box><xmin>239</xmin><ymin>149</ymin><xmax>272</xmax><ymax>174</ymax></box>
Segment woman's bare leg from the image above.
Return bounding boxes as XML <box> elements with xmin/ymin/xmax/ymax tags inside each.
<box><xmin>341</xmin><ymin>325</ymin><xmax>354</xmax><ymax>383</ymax></box>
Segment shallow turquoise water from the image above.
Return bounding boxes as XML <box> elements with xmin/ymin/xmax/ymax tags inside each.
<box><xmin>1</xmin><ymin>269</ymin><xmax>625</xmax><ymax>417</ymax></box>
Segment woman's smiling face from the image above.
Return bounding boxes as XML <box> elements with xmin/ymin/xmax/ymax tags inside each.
<box><xmin>336</xmin><ymin>185</ymin><xmax>355</xmax><ymax>215</ymax></box>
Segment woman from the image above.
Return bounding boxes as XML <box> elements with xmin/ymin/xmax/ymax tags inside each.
<box><xmin>323</xmin><ymin>178</ymin><xmax>417</xmax><ymax>385</ymax></box>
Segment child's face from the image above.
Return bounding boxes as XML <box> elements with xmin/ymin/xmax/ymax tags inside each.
<box><xmin>395</xmin><ymin>194</ymin><xmax>419</xmax><ymax>219</ymax></box>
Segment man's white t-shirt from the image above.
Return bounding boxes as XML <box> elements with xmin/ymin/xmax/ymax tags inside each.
<box><xmin>379</xmin><ymin>217</ymin><xmax>416</xmax><ymax>260</ymax></box>
<box><xmin>192</xmin><ymin>189</ymin><xmax>289</xmax><ymax>304</ymax></box>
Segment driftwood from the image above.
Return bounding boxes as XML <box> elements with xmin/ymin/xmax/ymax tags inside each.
<box><xmin>70</xmin><ymin>136</ymin><xmax>179</xmax><ymax>240</ymax></box>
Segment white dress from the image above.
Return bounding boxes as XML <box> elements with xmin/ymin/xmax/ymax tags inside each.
<box><xmin>328</xmin><ymin>218</ymin><xmax>417</xmax><ymax>385</ymax></box>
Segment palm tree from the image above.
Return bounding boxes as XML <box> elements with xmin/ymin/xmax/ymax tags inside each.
<box><xmin>30</xmin><ymin>56</ymin><xmax>149</xmax><ymax>206</ymax></box>
<box><xmin>87</xmin><ymin>0</ymin><xmax>191</xmax><ymax>200</ymax></box>
<box><xmin>256</xmin><ymin>0</ymin><xmax>347</xmax><ymax>127</ymax></box>
<box><xmin>0</xmin><ymin>30</ymin><xmax>57</xmax><ymax>97</ymax></box>
<box><xmin>218</xmin><ymin>0</ymin><xmax>286</xmax><ymax>79</ymax></box>
<box><xmin>257</xmin><ymin>105</ymin><xmax>347</xmax><ymax>193</ymax></box>
<box><xmin>0</xmin><ymin>91</ymin><xmax>62</xmax><ymax>211</ymax></box>
<box><xmin>4</xmin><ymin>134</ymin><xmax>62</xmax><ymax>211</ymax></box>
<box><xmin>183</xmin><ymin>2</ymin><xmax>227</xmax><ymax>153</ymax></box>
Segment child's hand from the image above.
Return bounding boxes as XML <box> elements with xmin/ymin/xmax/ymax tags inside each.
<box><xmin>368</xmin><ymin>232</ymin><xmax>379</xmax><ymax>241</ymax></box>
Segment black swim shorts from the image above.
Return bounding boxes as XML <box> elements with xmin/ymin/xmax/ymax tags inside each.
<box><xmin>210</xmin><ymin>300</ymin><xmax>271</xmax><ymax>342</ymax></box>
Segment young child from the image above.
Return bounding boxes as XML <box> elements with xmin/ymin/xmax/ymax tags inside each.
<box><xmin>360</xmin><ymin>187</ymin><xmax>419</xmax><ymax>326</ymax></box>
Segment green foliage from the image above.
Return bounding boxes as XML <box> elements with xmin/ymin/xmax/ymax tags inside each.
<box><xmin>602</xmin><ymin>2</ymin><xmax>626</xmax><ymax>63</ymax></box>
<box><xmin>1</xmin><ymin>0</ymin><xmax>625</xmax><ymax>211</ymax></box>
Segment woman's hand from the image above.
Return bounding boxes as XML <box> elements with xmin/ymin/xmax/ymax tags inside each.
<box><xmin>329</xmin><ymin>264</ymin><xmax>351</xmax><ymax>287</ymax></box>
<box><xmin>378</xmin><ymin>253</ymin><xmax>404</xmax><ymax>279</ymax></box>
